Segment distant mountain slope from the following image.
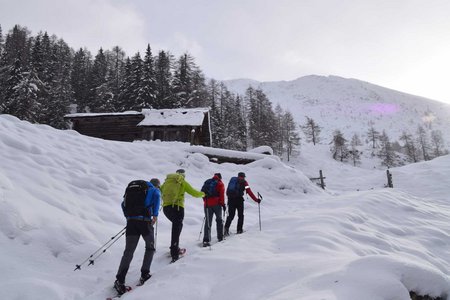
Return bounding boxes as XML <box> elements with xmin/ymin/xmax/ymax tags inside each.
<box><xmin>224</xmin><ymin>75</ymin><xmax>450</xmax><ymax>147</ymax></box>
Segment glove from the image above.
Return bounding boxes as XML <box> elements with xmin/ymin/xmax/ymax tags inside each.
<box><xmin>257</xmin><ymin>198</ymin><xmax>261</xmax><ymax>203</ymax></box>
<box><xmin>222</xmin><ymin>205</ymin><xmax>226</xmax><ymax>212</ymax></box>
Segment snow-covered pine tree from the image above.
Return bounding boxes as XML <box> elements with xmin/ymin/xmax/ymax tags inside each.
<box><xmin>430</xmin><ymin>130</ymin><xmax>446</xmax><ymax>158</ymax></box>
<box><xmin>400</xmin><ymin>131</ymin><xmax>419</xmax><ymax>163</ymax></box>
<box><xmin>247</xmin><ymin>87</ymin><xmax>277</xmax><ymax>149</ymax></box>
<box><xmin>207</xmin><ymin>79</ymin><xmax>223</xmax><ymax>147</ymax></box>
<box><xmin>45</xmin><ymin>38</ymin><xmax>74</xmax><ymax>128</ymax></box>
<box><xmin>221</xmin><ymin>88</ymin><xmax>238</xmax><ymax>149</ymax></box>
<box><xmin>2</xmin><ymin>58</ymin><xmax>40</xmax><ymax>122</ymax></box>
<box><xmin>189</xmin><ymin>65</ymin><xmax>208</xmax><ymax>108</ymax></box>
<box><xmin>0</xmin><ymin>25</ymin><xmax>31</xmax><ymax>111</ymax></box>
<box><xmin>274</xmin><ymin>104</ymin><xmax>285</xmax><ymax>156</ymax></box>
<box><xmin>416</xmin><ymin>125</ymin><xmax>431</xmax><ymax>161</ymax></box>
<box><xmin>129</xmin><ymin>52</ymin><xmax>144</xmax><ymax>110</ymax></box>
<box><xmin>117</xmin><ymin>58</ymin><xmax>133</xmax><ymax>111</ymax></box>
<box><xmin>233</xmin><ymin>95</ymin><xmax>247</xmax><ymax>151</ymax></box>
<box><xmin>172</xmin><ymin>53</ymin><xmax>194</xmax><ymax>108</ymax></box>
<box><xmin>88</xmin><ymin>48</ymin><xmax>108</xmax><ymax>112</ymax></box>
<box><xmin>9</xmin><ymin>69</ymin><xmax>40</xmax><ymax>122</ymax></box>
<box><xmin>2</xmin><ymin>58</ymin><xmax>24</xmax><ymax>114</ymax></box>
<box><xmin>139</xmin><ymin>44</ymin><xmax>157</xmax><ymax>109</ymax></box>
<box><xmin>105</xmin><ymin>46</ymin><xmax>126</xmax><ymax>112</ymax></box>
<box><xmin>31</xmin><ymin>32</ymin><xmax>54</xmax><ymax>124</ymax></box>
<box><xmin>245</xmin><ymin>86</ymin><xmax>258</xmax><ymax>147</ymax></box>
<box><xmin>301</xmin><ymin>116</ymin><xmax>321</xmax><ymax>145</ymax></box>
<box><xmin>154</xmin><ymin>50</ymin><xmax>173</xmax><ymax>108</ymax></box>
<box><xmin>0</xmin><ymin>25</ymin><xmax>6</xmax><ymax>109</ymax></box>
<box><xmin>351</xmin><ymin>133</ymin><xmax>362</xmax><ymax>147</ymax></box>
<box><xmin>2</xmin><ymin>25</ymin><xmax>30</xmax><ymax>67</ymax></box>
<box><xmin>367</xmin><ymin>126</ymin><xmax>380</xmax><ymax>149</ymax></box>
<box><xmin>349</xmin><ymin>133</ymin><xmax>362</xmax><ymax>166</ymax></box>
<box><xmin>331</xmin><ymin>130</ymin><xmax>348</xmax><ymax>162</ymax></box>
<box><xmin>378</xmin><ymin>130</ymin><xmax>396</xmax><ymax>168</ymax></box>
<box><xmin>0</xmin><ymin>25</ymin><xmax>5</xmax><ymax>63</ymax></box>
<box><xmin>71</xmin><ymin>48</ymin><xmax>92</xmax><ymax>112</ymax></box>
<box><xmin>213</xmin><ymin>82</ymin><xmax>230</xmax><ymax>148</ymax></box>
<box><xmin>282</xmin><ymin>110</ymin><xmax>300</xmax><ymax>161</ymax></box>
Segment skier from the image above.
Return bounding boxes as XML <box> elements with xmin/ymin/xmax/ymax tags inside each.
<box><xmin>224</xmin><ymin>172</ymin><xmax>260</xmax><ymax>235</ymax></box>
<box><xmin>114</xmin><ymin>178</ymin><xmax>161</xmax><ymax>295</ymax></box>
<box><xmin>161</xmin><ymin>169</ymin><xmax>205</xmax><ymax>262</ymax></box>
<box><xmin>202</xmin><ymin>173</ymin><xmax>225</xmax><ymax>247</ymax></box>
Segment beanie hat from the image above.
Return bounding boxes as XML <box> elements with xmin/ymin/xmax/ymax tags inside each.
<box><xmin>238</xmin><ymin>172</ymin><xmax>246</xmax><ymax>178</ymax></box>
<box><xmin>176</xmin><ymin>169</ymin><xmax>186</xmax><ymax>177</ymax></box>
<box><xmin>150</xmin><ymin>178</ymin><xmax>160</xmax><ymax>188</ymax></box>
<box><xmin>214</xmin><ymin>173</ymin><xmax>222</xmax><ymax>180</ymax></box>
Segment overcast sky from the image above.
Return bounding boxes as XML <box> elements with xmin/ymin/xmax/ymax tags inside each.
<box><xmin>1</xmin><ymin>0</ymin><xmax>450</xmax><ymax>104</ymax></box>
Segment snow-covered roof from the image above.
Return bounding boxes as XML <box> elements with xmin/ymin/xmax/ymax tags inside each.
<box><xmin>138</xmin><ymin>108</ymin><xmax>209</xmax><ymax>127</ymax></box>
<box><xmin>64</xmin><ymin>111</ymin><xmax>141</xmax><ymax>118</ymax></box>
<box><xmin>188</xmin><ymin>145</ymin><xmax>269</xmax><ymax>161</ymax></box>
<box><xmin>64</xmin><ymin>108</ymin><xmax>210</xmax><ymax>127</ymax></box>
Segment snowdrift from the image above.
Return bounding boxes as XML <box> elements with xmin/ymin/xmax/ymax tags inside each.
<box><xmin>0</xmin><ymin>114</ymin><xmax>449</xmax><ymax>300</ymax></box>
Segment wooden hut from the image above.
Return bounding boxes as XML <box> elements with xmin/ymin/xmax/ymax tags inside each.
<box><xmin>64</xmin><ymin>108</ymin><xmax>211</xmax><ymax>146</ymax></box>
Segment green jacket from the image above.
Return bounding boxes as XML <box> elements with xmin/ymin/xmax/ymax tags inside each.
<box><xmin>161</xmin><ymin>173</ymin><xmax>205</xmax><ymax>208</ymax></box>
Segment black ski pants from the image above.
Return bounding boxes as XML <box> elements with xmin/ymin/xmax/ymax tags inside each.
<box><xmin>163</xmin><ymin>205</ymin><xmax>184</xmax><ymax>259</ymax></box>
<box><xmin>203</xmin><ymin>204</ymin><xmax>224</xmax><ymax>243</ymax></box>
<box><xmin>116</xmin><ymin>219</ymin><xmax>155</xmax><ymax>283</ymax></box>
<box><xmin>225</xmin><ymin>197</ymin><xmax>244</xmax><ymax>232</ymax></box>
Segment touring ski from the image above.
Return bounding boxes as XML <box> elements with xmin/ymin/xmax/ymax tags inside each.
<box><xmin>169</xmin><ymin>248</ymin><xmax>186</xmax><ymax>263</ymax></box>
<box><xmin>106</xmin><ymin>286</ymin><xmax>132</xmax><ymax>300</ymax></box>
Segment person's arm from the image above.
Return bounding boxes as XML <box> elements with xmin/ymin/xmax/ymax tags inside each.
<box><xmin>121</xmin><ymin>201</ymin><xmax>127</xmax><ymax>217</ymax></box>
<box><xmin>218</xmin><ymin>181</ymin><xmax>225</xmax><ymax>206</ymax></box>
<box><xmin>152</xmin><ymin>189</ymin><xmax>161</xmax><ymax>217</ymax></box>
<box><xmin>244</xmin><ymin>181</ymin><xmax>259</xmax><ymax>203</ymax></box>
<box><xmin>183</xmin><ymin>180</ymin><xmax>206</xmax><ymax>198</ymax></box>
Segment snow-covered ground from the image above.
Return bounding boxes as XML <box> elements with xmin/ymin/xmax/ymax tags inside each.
<box><xmin>0</xmin><ymin>114</ymin><xmax>449</xmax><ymax>300</ymax></box>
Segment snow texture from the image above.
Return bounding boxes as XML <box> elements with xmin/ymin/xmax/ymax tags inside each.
<box><xmin>0</xmin><ymin>114</ymin><xmax>449</xmax><ymax>300</ymax></box>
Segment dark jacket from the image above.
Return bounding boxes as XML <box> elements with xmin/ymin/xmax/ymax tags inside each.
<box><xmin>227</xmin><ymin>176</ymin><xmax>258</xmax><ymax>203</ymax></box>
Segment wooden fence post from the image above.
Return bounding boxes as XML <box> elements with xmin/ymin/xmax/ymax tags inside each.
<box><xmin>386</xmin><ymin>170</ymin><xmax>393</xmax><ymax>188</ymax></box>
<box><xmin>319</xmin><ymin>170</ymin><xmax>325</xmax><ymax>189</ymax></box>
<box><xmin>309</xmin><ymin>170</ymin><xmax>326</xmax><ymax>189</ymax></box>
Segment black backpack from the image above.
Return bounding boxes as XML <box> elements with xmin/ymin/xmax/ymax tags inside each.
<box><xmin>201</xmin><ymin>178</ymin><xmax>219</xmax><ymax>198</ymax></box>
<box><xmin>123</xmin><ymin>180</ymin><xmax>150</xmax><ymax>217</ymax></box>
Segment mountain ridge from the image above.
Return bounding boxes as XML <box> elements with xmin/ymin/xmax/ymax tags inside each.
<box><xmin>223</xmin><ymin>75</ymin><xmax>450</xmax><ymax>148</ymax></box>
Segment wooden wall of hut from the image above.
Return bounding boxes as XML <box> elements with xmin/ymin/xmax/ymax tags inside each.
<box><xmin>69</xmin><ymin>114</ymin><xmax>145</xmax><ymax>142</ymax></box>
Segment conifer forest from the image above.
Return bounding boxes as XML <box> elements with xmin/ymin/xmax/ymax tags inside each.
<box><xmin>0</xmin><ymin>25</ymin><xmax>299</xmax><ymax>155</ymax></box>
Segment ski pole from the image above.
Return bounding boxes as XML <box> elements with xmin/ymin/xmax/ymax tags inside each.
<box><xmin>257</xmin><ymin>192</ymin><xmax>263</xmax><ymax>231</ymax></box>
<box><xmin>87</xmin><ymin>230</ymin><xmax>126</xmax><ymax>266</ymax></box>
<box><xmin>198</xmin><ymin>216</ymin><xmax>206</xmax><ymax>240</ymax></box>
<box><xmin>154</xmin><ymin>219</ymin><xmax>158</xmax><ymax>251</ymax></box>
<box><xmin>222</xmin><ymin>208</ymin><xmax>226</xmax><ymax>238</ymax></box>
<box><xmin>74</xmin><ymin>226</ymin><xmax>126</xmax><ymax>271</ymax></box>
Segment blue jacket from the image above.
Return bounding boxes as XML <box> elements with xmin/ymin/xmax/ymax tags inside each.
<box><xmin>121</xmin><ymin>181</ymin><xmax>161</xmax><ymax>221</ymax></box>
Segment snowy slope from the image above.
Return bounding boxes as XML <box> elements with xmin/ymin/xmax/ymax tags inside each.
<box><xmin>224</xmin><ymin>75</ymin><xmax>450</xmax><ymax>147</ymax></box>
<box><xmin>0</xmin><ymin>114</ymin><xmax>449</xmax><ymax>300</ymax></box>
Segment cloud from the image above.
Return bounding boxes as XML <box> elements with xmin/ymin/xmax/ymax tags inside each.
<box><xmin>1</xmin><ymin>0</ymin><xmax>147</xmax><ymax>55</ymax></box>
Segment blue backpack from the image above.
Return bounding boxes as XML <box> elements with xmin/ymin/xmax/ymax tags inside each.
<box><xmin>226</xmin><ymin>177</ymin><xmax>244</xmax><ymax>198</ymax></box>
<box><xmin>201</xmin><ymin>178</ymin><xmax>219</xmax><ymax>198</ymax></box>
